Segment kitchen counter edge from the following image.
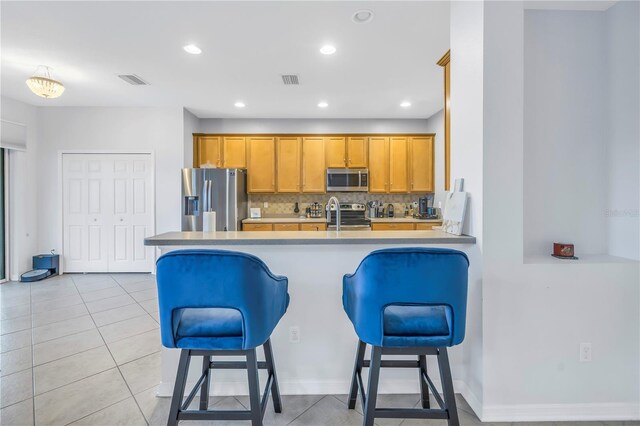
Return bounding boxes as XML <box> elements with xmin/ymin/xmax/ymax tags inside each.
<box><xmin>145</xmin><ymin>231</ymin><xmax>476</xmax><ymax>246</ymax></box>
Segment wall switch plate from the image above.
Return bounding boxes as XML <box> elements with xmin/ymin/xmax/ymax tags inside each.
<box><xmin>289</xmin><ymin>326</ymin><xmax>300</xmax><ymax>343</ymax></box>
<box><xmin>580</xmin><ymin>342</ymin><xmax>592</xmax><ymax>362</ymax></box>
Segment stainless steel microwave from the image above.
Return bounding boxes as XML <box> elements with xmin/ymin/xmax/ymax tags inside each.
<box><xmin>326</xmin><ymin>169</ymin><xmax>369</xmax><ymax>192</ymax></box>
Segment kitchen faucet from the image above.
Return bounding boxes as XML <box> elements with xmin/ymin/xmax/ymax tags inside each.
<box><xmin>328</xmin><ymin>196</ymin><xmax>341</xmax><ymax>232</ymax></box>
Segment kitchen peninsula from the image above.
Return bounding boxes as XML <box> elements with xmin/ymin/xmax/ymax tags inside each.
<box><xmin>145</xmin><ymin>230</ymin><xmax>477</xmax><ymax>397</ymax></box>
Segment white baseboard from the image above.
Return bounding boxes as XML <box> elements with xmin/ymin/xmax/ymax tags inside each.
<box><xmin>482</xmin><ymin>402</ymin><xmax>640</xmax><ymax>422</ymax></box>
<box><xmin>158</xmin><ymin>378</ymin><xmax>639</xmax><ymax>422</ymax></box>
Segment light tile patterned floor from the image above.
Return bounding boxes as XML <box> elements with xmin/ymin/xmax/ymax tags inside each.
<box><xmin>0</xmin><ymin>274</ymin><xmax>637</xmax><ymax>426</ymax></box>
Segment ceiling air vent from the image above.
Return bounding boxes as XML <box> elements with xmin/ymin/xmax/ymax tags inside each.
<box><xmin>118</xmin><ymin>74</ymin><xmax>150</xmax><ymax>86</ymax></box>
<box><xmin>281</xmin><ymin>74</ymin><xmax>299</xmax><ymax>85</ymax></box>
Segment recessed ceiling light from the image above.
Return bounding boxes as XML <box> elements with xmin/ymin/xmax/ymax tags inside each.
<box><xmin>318</xmin><ymin>101</ymin><xmax>329</xmax><ymax>108</ymax></box>
<box><xmin>234</xmin><ymin>101</ymin><xmax>246</xmax><ymax>108</ymax></box>
<box><xmin>320</xmin><ymin>45</ymin><xmax>337</xmax><ymax>55</ymax></box>
<box><xmin>183</xmin><ymin>44</ymin><xmax>202</xmax><ymax>55</ymax></box>
<box><xmin>400</xmin><ymin>101</ymin><xmax>412</xmax><ymax>108</ymax></box>
<box><xmin>352</xmin><ymin>9</ymin><xmax>374</xmax><ymax>24</ymax></box>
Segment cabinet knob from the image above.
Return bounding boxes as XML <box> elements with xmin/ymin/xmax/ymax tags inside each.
<box><xmin>119</xmin><ymin>218</ymin><xmax>124</xmax><ymax>222</ymax></box>
<box><xmin>93</xmin><ymin>218</ymin><xmax>97</xmax><ymax>222</ymax></box>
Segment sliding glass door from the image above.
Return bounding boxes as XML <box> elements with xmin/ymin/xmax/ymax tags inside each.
<box><xmin>0</xmin><ymin>148</ymin><xmax>5</xmax><ymax>281</ymax></box>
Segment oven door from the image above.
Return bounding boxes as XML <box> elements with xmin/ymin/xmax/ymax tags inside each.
<box><xmin>326</xmin><ymin>169</ymin><xmax>368</xmax><ymax>192</ymax></box>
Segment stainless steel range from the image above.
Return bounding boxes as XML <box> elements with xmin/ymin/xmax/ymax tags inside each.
<box><xmin>326</xmin><ymin>203</ymin><xmax>371</xmax><ymax>230</ymax></box>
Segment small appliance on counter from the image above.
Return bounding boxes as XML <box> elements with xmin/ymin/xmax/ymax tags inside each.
<box><xmin>20</xmin><ymin>251</ymin><xmax>60</xmax><ymax>282</ymax></box>
<box><xmin>415</xmin><ymin>194</ymin><xmax>439</xmax><ymax>219</ymax></box>
<box><xmin>367</xmin><ymin>201</ymin><xmax>379</xmax><ymax>219</ymax></box>
<box><xmin>386</xmin><ymin>204</ymin><xmax>394</xmax><ymax>218</ymax></box>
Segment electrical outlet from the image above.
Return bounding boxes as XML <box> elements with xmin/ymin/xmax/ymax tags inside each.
<box><xmin>289</xmin><ymin>326</ymin><xmax>300</xmax><ymax>343</ymax></box>
<box><xmin>580</xmin><ymin>342</ymin><xmax>592</xmax><ymax>362</ymax></box>
<box><xmin>264</xmin><ymin>202</ymin><xmax>269</xmax><ymax>208</ymax></box>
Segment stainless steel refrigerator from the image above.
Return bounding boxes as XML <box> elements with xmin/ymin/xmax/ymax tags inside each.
<box><xmin>181</xmin><ymin>168</ymin><xmax>247</xmax><ymax>232</ymax></box>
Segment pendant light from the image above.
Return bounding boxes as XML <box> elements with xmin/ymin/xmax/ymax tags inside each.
<box><xmin>26</xmin><ymin>66</ymin><xmax>65</xmax><ymax>99</ymax></box>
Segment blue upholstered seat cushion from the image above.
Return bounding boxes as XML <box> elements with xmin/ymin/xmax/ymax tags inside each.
<box><xmin>383</xmin><ymin>305</ymin><xmax>451</xmax><ymax>337</ymax></box>
<box><xmin>173</xmin><ymin>308</ymin><xmax>244</xmax><ymax>350</ymax></box>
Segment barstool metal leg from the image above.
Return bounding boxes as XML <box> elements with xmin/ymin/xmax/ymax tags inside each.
<box><xmin>168</xmin><ymin>349</ymin><xmax>191</xmax><ymax>426</ymax></box>
<box><xmin>419</xmin><ymin>355</ymin><xmax>430</xmax><ymax>408</ymax></box>
<box><xmin>437</xmin><ymin>347</ymin><xmax>459</xmax><ymax>426</ymax></box>
<box><xmin>246</xmin><ymin>348</ymin><xmax>262</xmax><ymax>426</ymax></box>
<box><xmin>263</xmin><ymin>338</ymin><xmax>282</xmax><ymax>413</ymax></box>
<box><xmin>363</xmin><ymin>345</ymin><xmax>382</xmax><ymax>426</ymax></box>
<box><xmin>199</xmin><ymin>355</ymin><xmax>211</xmax><ymax>410</ymax></box>
<box><xmin>348</xmin><ymin>340</ymin><xmax>367</xmax><ymax>409</ymax></box>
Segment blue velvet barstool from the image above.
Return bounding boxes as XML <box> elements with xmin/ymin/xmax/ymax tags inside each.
<box><xmin>343</xmin><ymin>248</ymin><xmax>469</xmax><ymax>426</ymax></box>
<box><xmin>156</xmin><ymin>249</ymin><xmax>289</xmax><ymax>426</ymax></box>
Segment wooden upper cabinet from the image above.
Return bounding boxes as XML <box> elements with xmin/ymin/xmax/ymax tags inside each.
<box><xmin>389</xmin><ymin>137</ymin><xmax>409</xmax><ymax>193</ymax></box>
<box><xmin>368</xmin><ymin>137</ymin><xmax>389</xmax><ymax>193</ymax></box>
<box><xmin>247</xmin><ymin>137</ymin><xmax>276</xmax><ymax>193</ymax></box>
<box><xmin>302</xmin><ymin>137</ymin><xmax>326</xmax><ymax>193</ymax></box>
<box><xmin>347</xmin><ymin>137</ymin><xmax>368</xmax><ymax>168</ymax></box>
<box><xmin>194</xmin><ymin>136</ymin><xmax>222</xmax><ymax>167</ymax></box>
<box><xmin>325</xmin><ymin>137</ymin><xmax>347</xmax><ymax>168</ymax></box>
<box><xmin>276</xmin><ymin>137</ymin><xmax>301</xmax><ymax>193</ymax></box>
<box><xmin>409</xmin><ymin>136</ymin><xmax>434</xmax><ymax>192</ymax></box>
<box><xmin>438</xmin><ymin>50</ymin><xmax>451</xmax><ymax>191</ymax></box>
<box><xmin>222</xmin><ymin>136</ymin><xmax>246</xmax><ymax>168</ymax></box>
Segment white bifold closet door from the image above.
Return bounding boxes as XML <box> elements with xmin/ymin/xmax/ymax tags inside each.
<box><xmin>63</xmin><ymin>153</ymin><xmax>154</xmax><ymax>273</ymax></box>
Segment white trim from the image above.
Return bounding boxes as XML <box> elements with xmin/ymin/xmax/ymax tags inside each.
<box><xmin>58</xmin><ymin>150</ymin><xmax>156</xmax><ymax>274</ymax></box>
<box><xmin>482</xmin><ymin>402</ymin><xmax>640</xmax><ymax>422</ymax></box>
<box><xmin>1</xmin><ymin>148</ymin><xmax>8</xmax><ymax>282</ymax></box>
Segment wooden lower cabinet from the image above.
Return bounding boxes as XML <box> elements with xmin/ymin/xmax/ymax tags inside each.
<box><xmin>243</xmin><ymin>223</ymin><xmax>273</xmax><ymax>231</ymax></box>
<box><xmin>273</xmin><ymin>223</ymin><xmax>299</xmax><ymax>231</ymax></box>
<box><xmin>300</xmin><ymin>223</ymin><xmax>327</xmax><ymax>231</ymax></box>
<box><xmin>243</xmin><ymin>222</ymin><xmax>327</xmax><ymax>231</ymax></box>
<box><xmin>372</xmin><ymin>223</ymin><xmax>414</xmax><ymax>231</ymax></box>
<box><xmin>372</xmin><ymin>222</ymin><xmax>442</xmax><ymax>231</ymax></box>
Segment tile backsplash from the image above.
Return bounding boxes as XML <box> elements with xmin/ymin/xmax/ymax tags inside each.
<box><xmin>249</xmin><ymin>193</ymin><xmax>432</xmax><ymax>216</ymax></box>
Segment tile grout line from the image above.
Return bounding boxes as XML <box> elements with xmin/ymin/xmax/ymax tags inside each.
<box><xmin>69</xmin><ymin>274</ymin><xmax>151</xmax><ymax>426</ymax></box>
<box><xmin>285</xmin><ymin>395</ymin><xmax>332</xmax><ymax>426</ymax></box>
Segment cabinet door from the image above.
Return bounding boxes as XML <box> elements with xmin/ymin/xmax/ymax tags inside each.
<box><xmin>223</xmin><ymin>136</ymin><xmax>246</xmax><ymax>168</ymax></box>
<box><xmin>302</xmin><ymin>137</ymin><xmax>326</xmax><ymax>193</ymax></box>
<box><xmin>347</xmin><ymin>137</ymin><xmax>368</xmax><ymax>168</ymax></box>
<box><xmin>368</xmin><ymin>137</ymin><xmax>389</xmax><ymax>193</ymax></box>
<box><xmin>195</xmin><ymin>136</ymin><xmax>221</xmax><ymax>167</ymax></box>
<box><xmin>389</xmin><ymin>137</ymin><xmax>409</xmax><ymax>193</ymax></box>
<box><xmin>243</xmin><ymin>223</ymin><xmax>273</xmax><ymax>231</ymax></box>
<box><xmin>325</xmin><ymin>137</ymin><xmax>346</xmax><ymax>168</ymax></box>
<box><xmin>273</xmin><ymin>223</ymin><xmax>300</xmax><ymax>231</ymax></box>
<box><xmin>247</xmin><ymin>137</ymin><xmax>276</xmax><ymax>193</ymax></box>
<box><xmin>277</xmin><ymin>137</ymin><xmax>301</xmax><ymax>193</ymax></box>
<box><xmin>372</xmin><ymin>223</ymin><xmax>414</xmax><ymax>231</ymax></box>
<box><xmin>415</xmin><ymin>222</ymin><xmax>441</xmax><ymax>230</ymax></box>
<box><xmin>409</xmin><ymin>136</ymin><xmax>434</xmax><ymax>192</ymax></box>
<box><xmin>300</xmin><ymin>223</ymin><xmax>327</xmax><ymax>231</ymax></box>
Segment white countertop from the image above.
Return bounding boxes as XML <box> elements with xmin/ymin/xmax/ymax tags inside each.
<box><xmin>145</xmin><ymin>230</ymin><xmax>475</xmax><ymax>246</ymax></box>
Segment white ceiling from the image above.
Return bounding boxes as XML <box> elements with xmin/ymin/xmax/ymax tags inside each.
<box><xmin>1</xmin><ymin>1</ymin><xmax>451</xmax><ymax>119</ymax></box>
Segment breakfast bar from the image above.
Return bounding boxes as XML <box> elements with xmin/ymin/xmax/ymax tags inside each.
<box><xmin>145</xmin><ymin>231</ymin><xmax>478</xmax><ymax>398</ymax></box>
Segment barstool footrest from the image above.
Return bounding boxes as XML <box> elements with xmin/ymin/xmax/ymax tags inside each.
<box><xmin>374</xmin><ymin>408</ymin><xmax>449</xmax><ymax>419</ymax></box>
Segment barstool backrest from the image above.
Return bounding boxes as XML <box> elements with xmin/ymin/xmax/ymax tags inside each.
<box><xmin>156</xmin><ymin>249</ymin><xmax>288</xmax><ymax>350</ymax></box>
<box><xmin>343</xmin><ymin>248</ymin><xmax>469</xmax><ymax>346</ymax></box>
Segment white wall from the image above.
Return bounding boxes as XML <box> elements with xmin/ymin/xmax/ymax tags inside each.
<box><xmin>198</xmin><ymin>118</ymin><xmax>432</xmax><ymax>134</ymax></box>
<box><xmin>450</xmin><ymin>0</ymin><xmax>485</xmax><ymax>410</ymax></box>
<box><xmin>481</xmin><ymin>1</ymin><xmax>639</xmax><ymax>420</ymax></box>
<box><xmin>183</xmin><ymin>108</ymin><xmax>199</xmax><ymax>168</ymax></box>
<box><xmin>36</xmin><ymin>107</ymin><xmax>184</xmax><ymax>259</ymax></box>
<box><xmin>1</xmin><ymin>96</ymin><xmax>40</xmax><ymax>279</ymax></box>
<box><xmin>523</xmin><ymin>9</ymin><xmax>608</xmax><ymax>258</ymax></box>
<box><xmin>606</xmin><ymin>1</ymin><xmax>640</xmax><ymax>260</ymax></box>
